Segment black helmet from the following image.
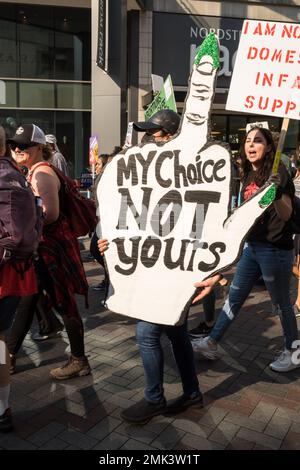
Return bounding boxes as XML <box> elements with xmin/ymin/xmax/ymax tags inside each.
<box><xmin>133</xmin><ymin>109</ymin><xmax>180</xmax><ymax>136</ymax></box>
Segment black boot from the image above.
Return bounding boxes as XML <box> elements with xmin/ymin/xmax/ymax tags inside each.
<box><xmin>165</xmin><ymin>392</ymin><xmax>203</xmax><ymax>415</ymax></box>
<box><xmin>121</xmin><ymin>398</ymin><xmax>166</xmax><ymax>424</ymax></box>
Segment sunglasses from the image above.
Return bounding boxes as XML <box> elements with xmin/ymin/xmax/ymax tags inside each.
<box><xmin>10</xmin><ymin>142</ymin><xmax>38</xmax><ymax>152</ymax></box>
<box><xmin>146</xmin><ymin>128</ymin><xmax>163</xmax><ymax>135</ymax></box>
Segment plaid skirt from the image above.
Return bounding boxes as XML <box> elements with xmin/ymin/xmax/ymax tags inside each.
<box><xmin>38</xmin><ymin>215</ymin><xmax>88</xmax><ymax>318</ymax></box>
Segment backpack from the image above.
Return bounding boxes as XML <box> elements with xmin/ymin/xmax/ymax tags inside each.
<box><xmin>0</xmin><ymin>157</ymin><xmax>43</xmax><ymax>265</ymax></box>
<box><xmin>31</xmin><ymin>163</ymin><xmax>98</xmax><ymax>237</ymax></box>
<box><xmin>289</xmin><ymin>196</ymin><xmax>300</xmax><ymax>234</ymax></box>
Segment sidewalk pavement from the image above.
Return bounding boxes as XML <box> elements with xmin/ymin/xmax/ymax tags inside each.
<box><xmin>2</xmin><ymin>252</ymin><xmax>300</xmax><ymax>450</ymax></box>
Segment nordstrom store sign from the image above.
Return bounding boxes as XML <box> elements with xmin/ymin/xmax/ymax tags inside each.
<box><xmin>152</xmin><ymin>12</ymin><xmax>243</xmax><ymax>89</ymax></box>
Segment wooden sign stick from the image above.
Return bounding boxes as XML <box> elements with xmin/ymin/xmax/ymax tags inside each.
<box><xmin>272</xmin><ymin>117</ymin><xmax>290</xmax><ymax>174</ymax></box>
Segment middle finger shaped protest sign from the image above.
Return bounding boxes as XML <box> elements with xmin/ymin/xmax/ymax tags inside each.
<box><xmin>98</xmin><ymin>34</ymin><xmax>275</xmax><ymax>325</ymax></box>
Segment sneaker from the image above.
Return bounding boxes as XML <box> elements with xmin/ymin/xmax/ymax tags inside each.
<box><xmin>294</xmin><ymin>304</ymin><xmax>300</xmax><ymax>318</ymax></box>
<box><xmin>120</xmin><ymin>398</ymin><xmax>167</xmax><ymax>424</ymax></box>
<box><xmin>165</xmin><ymin>392</ymin><xmax>203</xmax><ymax>415</ymax></box>
<box><xmin>0</xmin><ymin>408</ymin><xmax>13</xmax><ymax>433</ymax></box>
<box><xmin>269</xmin><ymin>349</ymin><xmax>300</xmax><ymax>372</ymax></box>
<box><xmin>191</xmin><ymin>336</ymin><xmax>219</xmax><ymax>360</ymax></box>
<box><xmin>91</xmin><ymin>281</ymin><xmax>107</xmax><ymax>291</ymax></box>
<box><xmin>189</xmin><ymin>322</ymin><xmax>214</xmax><ymax>338</ymax></box>
<box><xmin>32</xmin><ymin>328</ymin><xmax>63</xmax><ymax>341</ymax></box>
<box><xmin>50</xmin><ymin>355</ymin><xmax>91</xmax><ymax>380</ymax></box>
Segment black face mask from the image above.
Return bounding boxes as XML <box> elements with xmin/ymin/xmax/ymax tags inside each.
<box><xmin>141</xmin><ymin>133</ymin><xmax>155</xmax><ymax>144</ymax></box>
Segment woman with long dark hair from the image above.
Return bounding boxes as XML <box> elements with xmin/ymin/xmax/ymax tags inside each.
<box><xmin>193</xmin><ymin>126</ymin><xmax>299</xmax><ymax>372</ymax></box>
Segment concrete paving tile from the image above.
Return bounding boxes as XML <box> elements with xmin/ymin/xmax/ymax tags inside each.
<box><xmin>27</xmin><ymin>421</ymin><xmax>66</xmax><ymax>446</ymax></box>
<box><xmin>224</xmin><ymin>411</ymin><xmax>266</xmax><ymax>432</ymax></box>
<box><xmin>0</xmin><ymin>434</ymin><xmax>37</xmax><ymax>450</ymax></box>
<box><xmin>58</xmin><ymin>428</ymin><xmax>98</xmax><ymax>449</ymax></box>
<box><xmin>226</xmin><ymin>437</ymin><xmax>255</xmax><ymax>450</ymax></box>
<box><xmin>172</xmin><ymin>418</ymin><xmax>212</xmax><ymax>438</ymax></box>
<box><xmin>115</xmin><ymin>418</ymin><xmax>170</xmax><ymax>445</ymax></box>
<box><xmin>87</xmin><ymin>416</ymin><xmax>122</xmax><ymax>440</ymax></box>
<box><xmin>103</xmin><ymin>375</ymin><xmax>132</xmax><ymax>388</ymax></box>
<box><xmin>236</xmin><ymin>427</ymin><xmax>281</xmax><ymax>450</ymax></box>
<box><xmin>177</xmin><ymin>432</ymin><xmax>225</xmax><ymax>450</ymax></box>
<box><xmin>104</xmin><ymin>395</ymin><xmax>135</xmax><ymax>409</ymax></box>
<box><xmin>249</xmin><ymin>402</ymin><xmax>277</xmax><ymax>423</ymax></box>
<box><xmin>209</xmin><ymin>421</ymin><xmax>240</xmax><ymax>446</ymax></box>
<box><xmin>151</xmin><ymin>424</ymin><xmax>185</xmax><ymax>450</ymax></box>
<box><xmin>92</xmin><ymin>432</ymin><xmax>128</xmax><ymax>450</ymax></box>
<box><xmin>281</xmin><ymin>431</ymin><xmax>300</xmax><ymax>450</ymax></box>
<box><xmin>39</xmin><ymin>437</ymin><xmax>69</xmax><ymax>450</ymax></box>
<box><xmin>264</xmin><ymin>415</ymin><xmax>291</xmax><ymax>440</ymax></box>
<box><xmin>120</xmin><ymin>439</ymin><xmax>158</xmax><ymax>450</ymax></box>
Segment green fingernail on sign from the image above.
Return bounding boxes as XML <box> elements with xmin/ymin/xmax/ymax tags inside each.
<box><xmin>259</xmin><ymin>184</ymin><xmax>276</xmax><ymax>208</ymax></box>
<box><xmin>194</xmin><ymin>32</ymin><xmax>220</xmax><ymax>69</ymax></box>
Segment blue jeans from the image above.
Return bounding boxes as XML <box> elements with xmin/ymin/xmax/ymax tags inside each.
<box><xmin>136</xmin><ymin>321</ymin><xmax>200</xmax><ymax>403</ymax></box>
<box><xmin>211</xmin><ymin>242</ymin><xmax>298</xmax><ymax>349</ymax></box>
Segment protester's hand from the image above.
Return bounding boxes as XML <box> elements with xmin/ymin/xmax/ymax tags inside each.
<box><xmin>267</xmin><ymin>173</ymin><xmax>281</xmax><ymax>188</ymax></box>
<box><xmin>192</xmin><ymin>275</ymin><xmax>222</xmax><ymax>303</ymax></box>
<box><xmin>98</xmin><ymin>238</ymin><xmax>108</xmax><ymax>256</ymax></box>
<box><xmin>267</xmin><ymin>173</ymin><xmax>283</xmax><ymax>199</ymax></box>
<box><xmin>97</xmin><ymin>33</ymin><xmax>275</xmax><ymax>325</ymax></box>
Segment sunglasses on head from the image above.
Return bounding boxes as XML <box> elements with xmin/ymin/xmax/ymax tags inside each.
<box><xmin>10</xmin><ymin>142</ymin><xmax>38</xmax><ymax>151</ymax></box>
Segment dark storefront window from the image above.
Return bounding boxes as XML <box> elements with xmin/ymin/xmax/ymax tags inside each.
<box><xmin>211</xmin><ymin>115</ymin><xmax>227</xmax><ymax>143</ymax></box>
<box><xmin>54</xmin><ymin>8</ymin><xmax>91</xmax><ymax>81</ymax></box>
<box><xmin>18</xmin><ymin>7</ymin><xmax>54</xmax><ymax>79</ymax></box>
<box><xmin>57</xmin><ymin>83</ymin><xmax>91</xmax><ymax>110</ymax></box>
<box><xmin>247</xmin><ymin>116</ymin><xmax>280</xmax><ymax>133</ymax></box>
<box><xmin>0</xmin><ymin>4</ymin><xmax>91</xmax><ymax>80</ymax></box>
<box><xmin>211</xmin><ymin>114</ymin><xmax>300</xmax><ymax>157</ymax></box>
<box><xmin>0</xmin><ymin>4</ymin><xmax>91</xmax><ymax>177</ymax></box>
<box><xmin>19</xmin><ymin>81</ymin><xmax>55</xmax><ymax>108</ymax></box>
<box><xmin>0</xmin><ymin>79</ymin><xmax>91</xmax><ymax>111</ymax></box>
<box><xmin>0</xmin><ymin>109</ymin><xmax>90</xmax><ymax>177</ymax></box>
<box><xmin>0</xmin><ymin>16</ymin><xmax>17</xmax><ymax>77</ymax></box>
<box><xmin>228</xmin><ymin>115</ymin><xmax>247</xmax><ymax>152</ymax></box>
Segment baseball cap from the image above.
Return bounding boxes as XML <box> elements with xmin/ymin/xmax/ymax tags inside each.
<box><xmin>133</xmin><ymin>109</ymin><xmax>180</xmax><ymax>136</ymax></box>
<box><xmin>7</xmin><ymin>124</ymin><xmax>46</xmax><ymax>146</ymax></box>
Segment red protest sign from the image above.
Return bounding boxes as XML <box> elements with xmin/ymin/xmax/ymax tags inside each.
<box><xmin>226</xmin><ymin>20</ymin><xmax>300</xmax><ymax>120</ymax></box>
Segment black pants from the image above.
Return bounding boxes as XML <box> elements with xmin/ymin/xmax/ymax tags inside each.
<box><xmin>0</xmin><ymin>296</ymin><xmax>20</xmax><ymax>332</ymax></box>
<box><xmin>90</xmin><ymin>232</ymin><xmax>109</xmax><ymax>296</ymax></box>
<box><xmin>90</xmin><ymin>232</ymin><xmax>104</xmax><ymax>265</ymax></box>
<box><xmin>7</xmin><ymin>258</ymin><xmax>85</xmax><ymax>358</ymax></box>
<box><xmin>35</xmin><ymin>292</ymin><xmax>63</xmax><ymax>335</ymax></box>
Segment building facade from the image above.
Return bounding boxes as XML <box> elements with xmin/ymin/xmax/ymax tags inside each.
<box><xmin>0</xmin><ymin>0</ymin><xmax>91</xmax><ymax>176</ymax></box>
<box><xmin>92</xmin><ymin>0</ymin><xmax>300</xmax><ymax>154</ymax></box>
<box><xmin>0</xmin><ymin>1</ymin><xmax>299</xmax><ymax>173</ymax></box>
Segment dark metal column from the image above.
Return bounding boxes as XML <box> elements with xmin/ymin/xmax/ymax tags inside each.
<box><xmin>120</xmin><ymin>0</ymin><xmax>128</xmax><ymax>146</ymax></box>
<box><xmin>127</xmin><ymin>10</ymin><xmax>140</xmax><ymax>146</ymax></box>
